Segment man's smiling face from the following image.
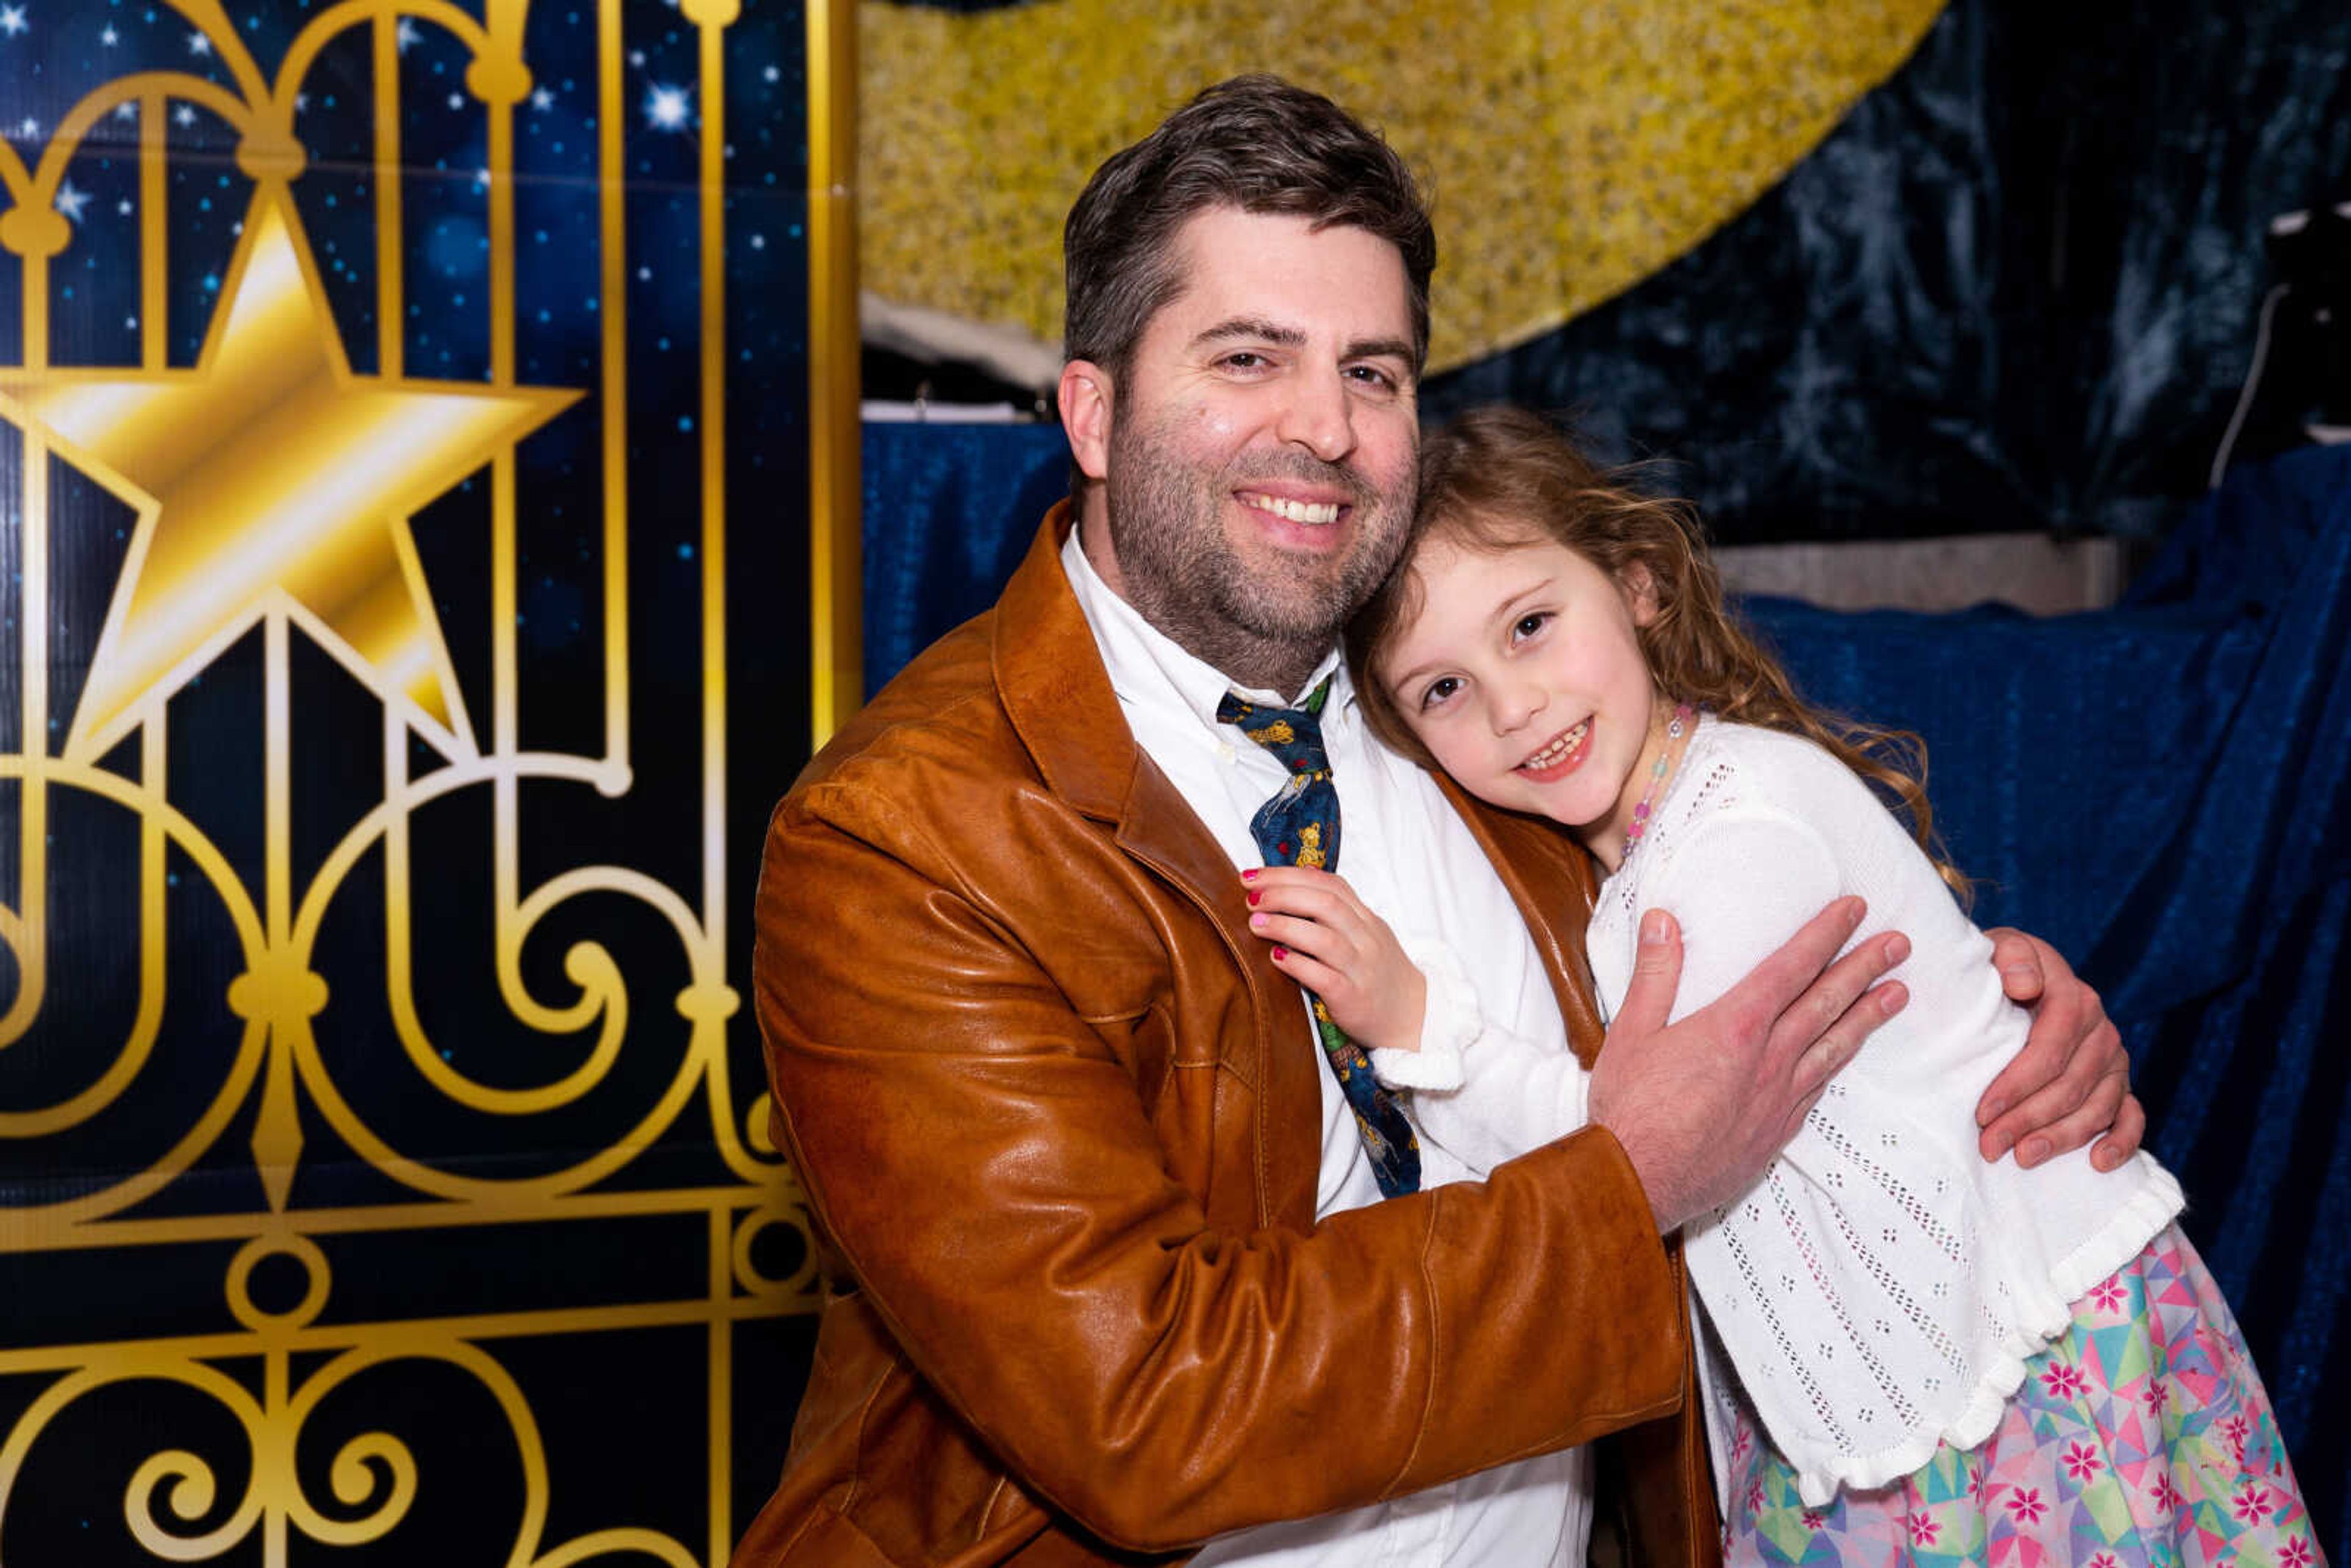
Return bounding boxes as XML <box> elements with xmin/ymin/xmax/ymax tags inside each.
<box><xmin>1065</xmin><ymin>206</ymin><xmax>1422</xmax><ymax>689</ymax></box>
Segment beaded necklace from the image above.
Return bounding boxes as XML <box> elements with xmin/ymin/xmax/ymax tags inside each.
<box><xmin>1622</xmin><ymin>702</ymin><xmax>1698</xmax><ymax>859</ymax></box>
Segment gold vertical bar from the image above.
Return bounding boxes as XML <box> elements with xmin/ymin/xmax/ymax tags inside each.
<box><xmin>141</xmin><ymin>96</ymin><xmax>168</xmax><ymax>369</ymax></box>
<box><xmin>598</xmin><ymin>0</ymin><xmax>631</xmax><ymax>776</ymax></box>
<box><xmin>692</xmin><ymin>15</ymin><xmax>735</xmax><ymax>1554</ymax></box>
<box><xmin>487</xmin><ymin>88</ymin><xmax>514</xmax><ymax>386</ymax></box>
<box><xmin>708</xmin><ymin>1201</ymin><xmax>732</xmax><ymax>1567</ymax></box>
<box><xmin>264</xmin><ymin>609</ymin><xmax>288</xmax><ymax>946</ymax></box>
<box><xmin>373</xmin><ymin>13</ymin><xmax>404</xmax><ymax>378</ymax></box>
<box><xmin>697</xmin><ymin>12</ymin><xmax>728</xmax><ymax>958</ymax></box>
<box><xmin>2</xmin><ymin>399</ymin><xmax>49</xmax><ymax>1045</ymax></box>
<box><xmin>263</xmin><ymin>1330</ymin><xmax>289</xmax><ymax>1567</ymax></box>
<box><xmin>805</xmin><ymin>0</ymin><xmax>861</xmax><ymax>747</ymax></box>
<box><xmin>10</xmin><ymin>242</ymin><xmax>50</xmax><ymax>1030</ymax></box>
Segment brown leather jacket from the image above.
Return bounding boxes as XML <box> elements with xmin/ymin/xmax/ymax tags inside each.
<box><xmin>736</xmin><ymin>509</ymin><xmax>1720</xmax><ymax>1567</ymax></box>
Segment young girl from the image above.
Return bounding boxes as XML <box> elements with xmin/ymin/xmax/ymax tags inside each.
<box><xmin>1242</xmin><ymin>407</ymin><xmax>2319</xmax><ymax>1566</ymax></box>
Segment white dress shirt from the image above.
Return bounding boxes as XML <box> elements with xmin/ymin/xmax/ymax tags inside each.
<box><xmin>1062</xmin><ymin>531</ymin><xmax>1597</xmax><ymax>1568</ymax></box>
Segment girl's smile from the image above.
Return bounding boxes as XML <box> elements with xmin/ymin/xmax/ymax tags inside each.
<box><xmin>1378</xmin><ymin>530</ymin><xmax>1671</xmax><ymax>870</ymax></box>
<box><xmin>1513</xmin><ymin>718</ymin><xmax>1593</xmax><ymax>780</ymax></box>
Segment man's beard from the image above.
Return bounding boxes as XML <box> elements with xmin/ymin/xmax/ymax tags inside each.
<box><xmin>1103</xmin><ymin>416</ymin><xmax>1412</xmax><ymax>690</ymax></box>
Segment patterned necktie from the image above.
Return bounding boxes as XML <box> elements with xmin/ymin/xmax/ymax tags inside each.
<box><xmin>1217</xmin><ymin>678</ymin><xmax>1421</xmax><ymax>1198</ymax></box>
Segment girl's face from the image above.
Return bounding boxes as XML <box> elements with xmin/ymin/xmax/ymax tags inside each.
<box><xmin>1379</xmin><ymin>527</ymin><xmax>1668</xmax><ymax>869</ymax></box>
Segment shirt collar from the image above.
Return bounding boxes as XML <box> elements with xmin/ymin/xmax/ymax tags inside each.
<box><xmin>1060</xmin><ymin>528</ymin><xmax>1351</xmax><ymax>734</ymax></box>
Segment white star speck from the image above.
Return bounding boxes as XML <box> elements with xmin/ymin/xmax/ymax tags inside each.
<box><xmin>763</xmin><ymin>66</ymin><xmax>779</xmax><ymax>83</ymax></box>
<box><xmin>0</xmin><ymin>7</ymin><xmax>28</xmax><ymax>39</ymax></box>
<box><xmin>186</xmin><ymin>31</ymin><xmax>212</xmax><ymax>56</ymax></box>
<box><xmin>174</xmin><ymin>105</ymin><xmax>197</xmax><ymax>127</ymax></box>
<box><xmin>114</xmin><ymin>102</ymin><xmax>137</xmax><ymax>120</ymax></box>
<box><xmin>447</xmin><ymin>92</ymin><xmax>464</xmax><ymax>110</ymax></box>
<box><xmin>531</xmin><ymin>86</ymin><xmax>553</xmax><ymax>111</ymax></box>
<box><xmin>17</xmin><ymin>116</ymin><xmax>37</xmax><ymax>137</ymax></box>
<box><xmin>117</xmin><ymin>198</ymin><xmax>133</xmax><ymax>215</ymax></box>
<box><xmin>54</xmin><ymin>181</ymin><xmax>90</xmax><ymax>222</ymax></box>
<box><xmin>103</xmin><ymin>23</ymin><xmax>119</xmax><ymax>46</ymax></box>
<box><xmin>396</xmin><ymin>17</ymin><xmax>421</xmax><ymax>53</ymax></box>
<box><xmin>645</xmin><ymin>84</ymin><xmax>689</xmax><ymax>132</ymax></box>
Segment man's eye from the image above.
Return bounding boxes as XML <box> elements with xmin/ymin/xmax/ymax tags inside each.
<box><xmin>1346</xmin><ymin>364</ymin><xmax>1396</xmax><ymax>389</ymax></box>
<box><xmin>1222</xmin><ymin>352</ymin><xmax>1267</xmax><ymax>370</ymax></box>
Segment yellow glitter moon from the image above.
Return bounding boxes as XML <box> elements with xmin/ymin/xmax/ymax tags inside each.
<box><xmin>862</xmin><ymin>0</ymin><xmax>1948</xmax><ymax>374</ymax></box>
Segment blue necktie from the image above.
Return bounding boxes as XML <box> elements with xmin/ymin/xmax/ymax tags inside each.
<box><xmin>1217</xmin><ymin>678</ymin><xmax>1421</xmax><ymax>1198</ymax></box>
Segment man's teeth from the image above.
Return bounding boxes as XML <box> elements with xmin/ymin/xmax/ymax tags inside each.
<box><xmin>1520</xmin><ymin>721</ymin><xmax>1590</xmax><ymax>770</ymax></box>
<box><xmin>1241</xmin><ymin>492</ymin><xmax>1341</xmax><ymax>525</ymax></box>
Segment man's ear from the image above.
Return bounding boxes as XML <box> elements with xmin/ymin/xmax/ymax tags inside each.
<box><xmin>1622</xmin><ymin>562</ymin><xmax>1662</xmax><ymax>626</ymax></box>
<box><xmin>1059</xmin><ymin>360</ymin><xmax>1114</xmax><ymax>481</ymax></box>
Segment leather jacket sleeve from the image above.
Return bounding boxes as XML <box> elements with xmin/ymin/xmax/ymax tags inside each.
<box><xmin>755</xmin><ymin>765</ymin><xmax>1689</xmax><ymax>1554</ymax></box>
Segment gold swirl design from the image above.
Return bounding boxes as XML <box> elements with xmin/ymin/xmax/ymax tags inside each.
<box><xmin>860</xmin><ymin>0</ymin><xmax>1948</xmax><ymax>372</ymax></box>
<box><xmin>0</xmin><ymin>0</ymin><xmax>849</xmax><ymax>1558</ymax></box>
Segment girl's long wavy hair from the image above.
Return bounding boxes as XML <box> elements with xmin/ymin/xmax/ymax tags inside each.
<box><xmin>1348</xmin><ymin>405</ymin><xmax>1969</xmax><ymax>899</ymax></box>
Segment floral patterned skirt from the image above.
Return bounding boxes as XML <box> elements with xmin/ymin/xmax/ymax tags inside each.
<box><xmin>1722</xmin><ymin>1223</ymin><xmax>2323</xmax><ymax>1568</ymax></box>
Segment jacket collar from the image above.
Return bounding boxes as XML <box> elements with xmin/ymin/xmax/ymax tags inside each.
<box><xmin>992</xmin><ymin>502</ymin><xmax>1276</xmax><ymax>931</ymax></box>
<box><xmin>992</xmin><ymin>502</ymin><xmax>1140</xmax><ymax>825</ymax></box>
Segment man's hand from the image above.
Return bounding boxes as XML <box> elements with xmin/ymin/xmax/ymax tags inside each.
<box><xmin>1975</xmin><ymin>928</ymin><xmax>2143</xmax><ymax>1171</ymax></box>
<box><xmin>1588</xmin><ymin>899</ymin><xmax>1908</xmax><ymax>1233</ymax></box>
<box><xmin>1243</xmin><ymin>867</ymin><xmax>1426</xmax><ymax>1052</ymax></box>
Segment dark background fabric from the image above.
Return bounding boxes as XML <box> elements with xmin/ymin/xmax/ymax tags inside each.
<box><xmin>1421</xmin><ymin>0</ymin><xmax>2351</xmax><ymax>544</ymax></box>
<box><xmin>862</xmin><ymin>421</ymin><xmax>2349</xmax><ymax>1561</ymax></box>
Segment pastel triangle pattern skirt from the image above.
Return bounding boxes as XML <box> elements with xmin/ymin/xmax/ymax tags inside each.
<box><xmin>1721</xmin><ymin>1223</ymin><xmax>2322</xmax><ymax>1567</ymax></box>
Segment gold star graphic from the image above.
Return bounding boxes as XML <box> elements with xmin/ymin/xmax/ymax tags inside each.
<box><xmin>0</xmin><ymin>186</ymin><xmax>581</xmax><ymax>763</ymax></box>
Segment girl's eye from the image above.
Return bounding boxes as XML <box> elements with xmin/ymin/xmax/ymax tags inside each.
<box><xmin>1418</xmin><ymin>676</ymin><xmax>1461</xmax><ymax>710</ymax></box>
<box><xmin>1512</xmin><ymin>612</ymin><xmax>1551</xmax><ymax>641</ymax></box>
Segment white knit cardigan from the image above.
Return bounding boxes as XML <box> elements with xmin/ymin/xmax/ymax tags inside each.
<box><xmin>1376</xmin><ymin>718</ymin><xmax>2181</xmax><ymax>1506</ymax></box>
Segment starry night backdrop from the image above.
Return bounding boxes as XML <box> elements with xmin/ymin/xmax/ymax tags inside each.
<box><xmin>0</xmin><ymin>1</ymin><xmax>828</xmax><ymax>1562</ymax></box>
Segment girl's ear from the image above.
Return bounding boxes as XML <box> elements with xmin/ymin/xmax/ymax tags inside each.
<box><xmin>1059</xmin><ymin>360</ymin><xmax>1114</xmax><ymax>481</ymax></box>
<box><xmin>1621</xmin><ymin>562</ymin><xmax>1662</xmax><ymax>626</ymax></box>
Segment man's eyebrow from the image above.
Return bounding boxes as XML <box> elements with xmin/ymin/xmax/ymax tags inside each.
<box><xmin>1344</xmin><ymin>336</ymin><xmax>1415</xmax><ymax>366</ymax></box>
<box><xmin>1190</xmin><ymin>317</ymin><xmax>1307</xmax><ymax>351</ymax></box>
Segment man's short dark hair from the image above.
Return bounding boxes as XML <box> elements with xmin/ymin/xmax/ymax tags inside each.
<box><xmin>1062</xmin><ymin>75</ymin><xmax>1436</xmax><ymax>386</ymax></box>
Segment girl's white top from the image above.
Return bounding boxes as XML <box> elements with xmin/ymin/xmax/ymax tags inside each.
<box><xmin>1373</xmin><ymin>717</ymin><xmax>2182</xmax><ymax>1507</ymax></box>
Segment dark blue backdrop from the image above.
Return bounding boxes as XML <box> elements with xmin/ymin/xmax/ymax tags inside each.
<box><xmin>860</xmin><ymin>420</ymin><xmax>2350</xmax><ymax>1562</ymax></box>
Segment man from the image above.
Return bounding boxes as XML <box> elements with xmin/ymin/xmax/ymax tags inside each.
<box><xmin>739</xmin><ymin>77</ymin><xmax>2137</xmax><ymax>1567</ymax></box>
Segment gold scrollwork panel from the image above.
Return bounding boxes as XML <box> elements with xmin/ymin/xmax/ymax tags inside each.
<box><xmin>0</xmin><ymin>1</ymin><xmax>851</xmax><ymax>1560</ymax></box>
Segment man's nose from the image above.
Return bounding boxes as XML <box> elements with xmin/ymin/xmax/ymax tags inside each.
<box><xmin>1275</xmin><ymin>365</ymin><xmax>1355</xmax><ymax>462</ymax></box>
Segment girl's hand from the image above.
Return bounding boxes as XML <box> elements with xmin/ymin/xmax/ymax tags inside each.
<box><xmin>1242</xmin><ymin>867</ymin><xmax>1427</xmax><ymax>1052</ymax></box>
